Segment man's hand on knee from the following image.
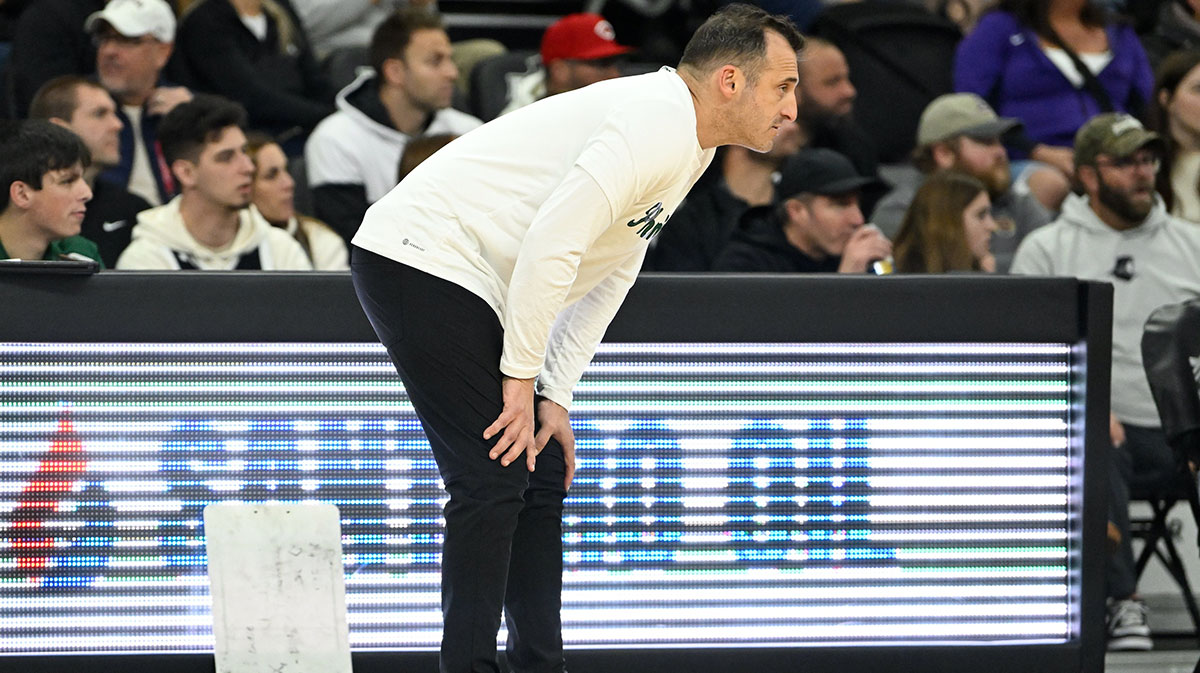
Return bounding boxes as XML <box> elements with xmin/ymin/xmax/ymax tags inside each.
<box><xmin>535</xmin><ymin>398</ymin><xmax>576</xmax><ymax>489</ymax></box>
<box><xmin>485</xmin><ymin>377</ymin><xmax>537</xmax><ymax>469</ymax></box>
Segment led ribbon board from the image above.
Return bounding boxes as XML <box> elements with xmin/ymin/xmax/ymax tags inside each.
<box><xmin>0</xmin><ymin>340</ymin><xmax>1081</xmax><ymax>654</ymax></box>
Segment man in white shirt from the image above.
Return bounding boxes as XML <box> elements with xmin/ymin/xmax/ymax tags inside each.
<box><xmin>116</xmin><ymin>95</ymin><xmax>311</xmax><ymax>270</ymax></box>
<box><xmin>304</xmin><ymin>8</ymin><xmax>481</xmax><ymax>243</ymax></box>
<box><xmin>85</xmin><ymin>0</ymin><xmax>193</xmax><ymax>207</ymax></box>
<box><xmin>350</xmin><ymin>5</ymin><xmax>804</xmax><ymax>672</ymax></box>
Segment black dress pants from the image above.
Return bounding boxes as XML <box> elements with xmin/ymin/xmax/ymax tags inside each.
<box><xmin>352</xmin><ymin>247</ymin><xmax>568</xmax><ymax>673</ymax></box>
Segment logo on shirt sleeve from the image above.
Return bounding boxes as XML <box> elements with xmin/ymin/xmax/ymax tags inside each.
<box><xmin>626</xmin><ymin>202</ymin><xmax>671</xmax><ymax>240</ymax></box>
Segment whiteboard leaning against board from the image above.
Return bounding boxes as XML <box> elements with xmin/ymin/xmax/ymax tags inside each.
<box><xmin>204</xmin><ymin>502</ymin><xmax>353</xmax><ymax>673</ymax></box>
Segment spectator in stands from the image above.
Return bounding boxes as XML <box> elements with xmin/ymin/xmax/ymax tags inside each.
<box><xmin>304</xmin><ymin>8</ymin><xmax>480</xmax><ymax>242</ymax></box>
<box><xmin>795</xmin><ymin>37</ymin><xmax>885</xmax><ymax>214</ymax></box>
<box><xmin>86</xmin><ymin>0</ymin><xmax>193</xmax><ymax>207</ymax></box>
<box><xmin>8</xmin><ymin>0</ymin><xmax>103</xmax><ymax>118</ymax></box>
<box><xmin>245</xmin><ymin>131</ymin><xmax>346</xmax><ymax>269</ymax></box>
<box><xmin>1011</xmin><ymin>113</ymin><xmax>1200</xmax><ymax>651</ymax></box>
<box><xmin>0</xmin><ymin>120</ymin><xmax>100</xmax><ymax>264</ymax></box>
<box><xmin>955</xmin><ymin>0</ymin><xmax>1153</xmax><ymax>212</ymax></box>
<box><xmin>713</xmin><ymin>148</ymin><xmax>889</xmax><ymax>273</ymax></box>
<box><xmin>498</xmin><ymin>13</ymin><xmax>633</xmax><ymax>117</ymax></box>
<box><xmin>1148</xmin><ymin>49</ymin><xmax>1200</xmax><ymax>222</ymax></box>
<box><xmin>872</xmin><ymin>93</ymin><xmax>1051</xmax><ymax>272</ymax></box>
<box><xmin>396</xmin><ymin>132</ymin><xmax>457</xmax><ymax>184</ymax></box>
<box><xmin>651</xmin><ymin>120</ymin><xmax>802</xmax><ymax>271</ymax></box>
<box><xmin>116</xmin><ymin>95</ymin><xmax>311</xmax><ymax>270</ymax></box>
<box><xmin>175</xmin><ymin>0</ymin><xmax>333</xmax><ymax>146</ymax></box>
<box><xmin>892</xmin><ymin>170</ymin><xmax>997</xmax><ymax>272</ymax></box>
<box><xmin>1141</xmin><ymin>0</ymin><xmax>1200</xmax><ymax>67</ymax></box>
<box><xmin>29</xmin><ymin>76</ymin><xmax>152</xmax><ymax>268</ymax></box>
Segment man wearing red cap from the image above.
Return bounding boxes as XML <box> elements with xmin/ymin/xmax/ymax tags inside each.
<box><xmin>499</xmin><ymin>13</ymin><xmax>634</xmax><ymax>116</ymax></box>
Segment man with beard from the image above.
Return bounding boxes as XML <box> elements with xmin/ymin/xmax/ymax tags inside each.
<box><xmin>1013</xmin><ymin>113</ymin><xmax>1200</xmax><ymax>652</ymax></box>
<box><xmin>794</xmin><ymin>37</ymin><xmax>884</xmax><ymax>214</ymax></box>
<box><xmin>872</xmin><ymin>93</ymin><xmax>1051</xmax><ymax>273</ymax></box>
<box><xmin>651</xmin><ymin>119</ymin><xmax>802</xmax><ymax>270</ymax></box>
<box><xmin>304</xmin><ymin>8</ymin><xmax>482</xmax><ymax>243</ymax></box>
<box><xmin>115</xmin><ymin>95</ymin><xmax>311</xmax><ymax>270</ymax></box>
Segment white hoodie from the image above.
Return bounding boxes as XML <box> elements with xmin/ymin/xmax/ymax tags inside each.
<box><xmin>1012</xmin><ymin>193</ymin><xmax>1200</xmax><ymax>427</ymax></box>
<box><xmin>305</xmin><ymin>71</ymin><xmax>483</xmax><ymax>204</ymax></box>
<box><xmin>115</xmin><ymin>197</ymin><xmax>313</xmax><ymax>270</ymax></box>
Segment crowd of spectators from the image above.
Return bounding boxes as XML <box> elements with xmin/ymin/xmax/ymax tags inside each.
<box><xmin>3</xmin><ymin>0</ymin><xmax>1200</xmax><ymax>655</ymax></box>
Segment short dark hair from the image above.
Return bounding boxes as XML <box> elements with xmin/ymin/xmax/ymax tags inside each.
<box><xmin>678</xmin><ymin>4</ymin><xmax>804</xmax><ymax>83</ymax></box>
<box><xmin>29</xmin><ymin>75</ymin><xmax>106</xmax><ymax>122</ymax></box>
<box><xmin>157</xmin><ymin>94</ymin><xmax>248</xmax><ymax>165</ymax></box>
<box><xmin>0</xmin><ymin>120</ymin><xmax>91</xmax><ymax>213</ymax></box>
<box><xmin>398</xmin><ymin>133</ymin><xmax>457</xmax><ymax>183</ymax></box>
<box><xmin>369</xmin><ymin>8</ymin><xmax>445</xmax><ymax>76</ymax></box>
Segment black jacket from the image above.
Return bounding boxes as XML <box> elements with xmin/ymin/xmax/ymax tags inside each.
<box><xmin>9</xmin><ymin>0</ymin><xmax>104</xmax><ymax>118</ymax></box>
<box><xmin>712</xmin><ymin>206</ymin><xmax>840</xmax><ymax>273</ymax></box>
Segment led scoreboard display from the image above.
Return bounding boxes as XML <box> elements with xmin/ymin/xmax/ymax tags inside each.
<box><xmin>0</xmin><ymin>273</ymin><xmax>1111</xmax><ymax>673</ymax></box>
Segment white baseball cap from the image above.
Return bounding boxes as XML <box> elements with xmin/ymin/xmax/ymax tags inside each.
<box><xmin>85</xmin><ymin>0</ymin><xmax>177</xmax><ymax>43</ymax></box>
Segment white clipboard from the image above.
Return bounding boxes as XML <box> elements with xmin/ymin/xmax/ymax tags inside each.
<box><xmin>204</xmin><ymin>502</ymin><xmax>352</xmax><ymax>673</ymax></box>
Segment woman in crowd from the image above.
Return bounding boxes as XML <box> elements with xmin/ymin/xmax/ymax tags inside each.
<box><xmin>893</xmin><ymin>170</ymin><xmax>997</xmax><ymax>273</ymax></box>
<box><xmin>1149</xmin><ymin>49</ymin><xmax>1200</xmax><ymax>223</ymax></box>
<box><xmin>246</xmin><ymin>132</ymin><xmax>348</xmax><ymax>270</ymax></box>
<box><xmin>955</xmin><ymin>0</ymin><xmax>1153</xmax><ymax>211</ymax></box>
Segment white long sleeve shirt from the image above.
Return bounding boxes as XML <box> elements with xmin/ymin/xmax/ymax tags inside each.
<box><xmin>353</xmin><ymin>68</ymin><xmax>714</xmax><ymax>408</ymax></box>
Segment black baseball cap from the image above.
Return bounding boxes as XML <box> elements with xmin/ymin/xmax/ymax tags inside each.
<box><xmin>775</xmin><ymin>148</ymin><xmax>883</xmax><ymax>202</ymax></box>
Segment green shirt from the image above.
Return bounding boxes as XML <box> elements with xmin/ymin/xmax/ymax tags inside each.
<box><xmin>0</xmin><ymin>235</ymin><xmax>105</xmax><ymax>268</ymax></box>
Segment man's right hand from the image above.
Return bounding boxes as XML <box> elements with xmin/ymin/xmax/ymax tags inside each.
<box><xmin>839</xmin><ymin>224</ymin><xmax>892</xmax><ymax>273</ymax></box>
<box><xmin>484</xmin><ymin>376</ymin><xmax>538</xmax><ymax>471</ymax></box>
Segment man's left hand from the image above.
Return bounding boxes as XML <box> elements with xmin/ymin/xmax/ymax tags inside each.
<box><xmin>535</xmin><ymin>397</ymin><xmax>576</xmax><ymax>490</ymax></box>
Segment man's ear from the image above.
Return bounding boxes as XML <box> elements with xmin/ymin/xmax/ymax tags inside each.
<box><xmin>716</xmin><ymin>64</ymin><xmax>741</xmax><ymax>100</ymax></box>
<box><xmin>171</xmin><ymin>158</ymin><xmax>196</xmax><ymax>190</ymax></box>
<box><xmin>48</xmin><ymin>117</ymin><xmax>73</xmax><ymax>131</ymax></box>
<box><xmin>382</xmin><ymin>58</ymin><xmax>406</xmax><ymax>87</ymax></box>
<box><xmin>931</xmin><ymin>142</ymin><xmax>956</xmax><ymax>170</ymax></box>
<box><xmin>9</xmin><ymin>180</ymin><xmax>33</xmax><ymax>209</ymax></box>
<box><xmin>783</xmin><ymin>197</ymin><xmax>808</xmax><ymax>226</ymax></box>
<box><xmin>1076</xmin><ymin>164</ymin><xmax>1098</xmax><ymax>195</ymax></box>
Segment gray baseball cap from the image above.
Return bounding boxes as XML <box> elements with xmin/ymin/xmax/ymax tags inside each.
<box><xmin>917</xmin><ymin>93</ymin><xmax>1021</xmax><ymax>146</ymax></box>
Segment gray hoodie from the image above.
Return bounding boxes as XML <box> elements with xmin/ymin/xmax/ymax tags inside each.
<box><xmin>1012</xmin><ymin>193</ymin><xmax>1200</xmax><ymax>426</ymax></box>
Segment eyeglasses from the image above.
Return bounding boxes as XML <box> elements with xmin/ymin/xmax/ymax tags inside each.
<box><xmin>1094</xmin><ymin>154</ymin><xmax>1161</xmax><ymax>173</ymax></box>
<box><xmin>92</xmin><ymin>32</ymin><xmax>157</xmax><ymax>48</ymax></box>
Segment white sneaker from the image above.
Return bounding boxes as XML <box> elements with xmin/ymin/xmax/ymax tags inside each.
<box><xmin>1107</xmin><ymin>598</ymin><xmax>1152</xmax><ymax>651</ymax></box>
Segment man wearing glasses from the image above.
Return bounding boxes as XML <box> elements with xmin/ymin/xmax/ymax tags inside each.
<box><xmin>85</xmin><ymin>0</ymin><xmax>192</xmax><ymax>207</ymax></box>
<box><xmin>1013</xmin><ymin>113</ymin><xmax>1200</xmax><ymax>652</ymax></box>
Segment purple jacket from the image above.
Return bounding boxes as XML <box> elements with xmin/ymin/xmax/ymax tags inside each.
<box><xmin>954</xmin><ymin>11</ymin><xmax>1153</xmax><ymax>156</ymax></box>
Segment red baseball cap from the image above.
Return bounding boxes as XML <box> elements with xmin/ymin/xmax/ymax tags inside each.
<box><xmin>540</xmin><ymin>13</ymin><xmax>634</xmax><ymax>65</ymax></box>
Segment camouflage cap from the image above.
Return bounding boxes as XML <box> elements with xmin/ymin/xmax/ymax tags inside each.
<box><xmin>1074</xmin><ymin>113</ymin><xmax>1164</xmax><ymax>167</ymax></box>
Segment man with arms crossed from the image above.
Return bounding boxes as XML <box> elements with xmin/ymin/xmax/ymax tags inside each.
<box><xmin>350</xmin><ymin>5</ymin><xmax>803</xmax><ymax>672</ymax></box>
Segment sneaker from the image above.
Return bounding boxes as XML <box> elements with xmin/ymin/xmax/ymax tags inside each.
<box><xmin>1107</xmin><ymin>598</ymin><xmax>1152</xmax><ymax>651</ymax></box>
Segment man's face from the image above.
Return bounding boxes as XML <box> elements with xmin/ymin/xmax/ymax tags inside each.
<box><xmin>1091</xmin><ymin>149</ymin><xmax>1159</xmax><ymax>225</ymax></box>
<box><xmin>796</xmin><ymin>44</ymin><xmax>856</xmax><ymax>128</ymax></box>
<box><xmin>66</xmin><ymin>85</ymin><xmax>123</xmax><ymax>167</ymax></box>
<box><xmin>731</xmin><ymin>30</ymin><xmax>799</xmax><ymax>153</ymax></box>
<box><xmin>398</xmin><ymin>28</ymin><xmax>459</xmax><ymax>113</ymax></box>
<box><xmin>547</xmin><ymin>57</ymin><xmax>622</xmax><ymax>96</ymax></box>
<box><xmin>94</xmin><ymin>24</ymin><xmax>172</xmax><ymax>105</ymax></box>
<box><xmin>26</xmin><ymin>163</ymin><xmax>92</xmax><ymax>240</ymax></box>
<box><xmin>184</xmin><ymin>126</ymin><xmax>255</xmax><ymax>211</ymax></box>
<box><xmin>251</xmin><ymin>142</ymin><xmax>295</xmax><ymax>225</ymax></box>
<box><xmin>794</xmin><ymin>192</ymin><xmax>865</xmax><ymax>256</ymax></box>
<box><xmin>949</xmin><ymin>135</ymin><xmax>1010</xmax><ymax>197</ymax></box>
